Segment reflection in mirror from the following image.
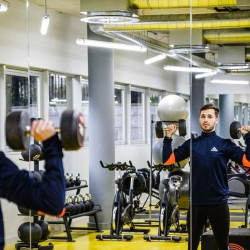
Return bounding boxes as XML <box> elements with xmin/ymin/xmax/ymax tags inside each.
<box><xmin>131</xmin><ymin>88</ymin><xmax>145</xmax><ymax>142</ymax></box>
<box><xmin>6</xmin><ymin>73</ymin><xmax>38</xmax><ymax>117</ymax></box>
<box><xmin>81</xmin><ymin>78</ymin><xmax>89</xmax><ymax>142</ymax></box>
<box><xmin>49</xmin><ymin>73</ymin><xmax>67</xmax><ymax>127</ymax></box>
<box><xmin>114</xmin><ymin>86</ymin><xmax>124</xmax><ymax>143</ymax></box>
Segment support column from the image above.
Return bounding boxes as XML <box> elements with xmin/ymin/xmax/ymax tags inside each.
<box><xmin>88</xmin><ymin>25</ymin><xmax>115</xmax><ymax>229</ymax></box>
<box><xmin>0</xmin><ymin>66</ymin><xmax>6</xmax><ymax>151</ymax></box>
<box><xmin>190</xmin><ymin>74</ymin><xmax>205</xmax><ymax>135</ymax></box>
<box><xmin>219</xmin><ymin>94</ymin><xmax>234</xmax><ymax>139</ymax></box>
<box><xmin>66</xmin><ymin>76</ymin><xmax>82</xmax><ymax>111</ymax></box>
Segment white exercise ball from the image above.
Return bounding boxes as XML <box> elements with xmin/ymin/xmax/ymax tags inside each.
<box><xmin>157</xmin><ymin>95</ymin><xmax>188</xmax><ymax>123</ymax></box>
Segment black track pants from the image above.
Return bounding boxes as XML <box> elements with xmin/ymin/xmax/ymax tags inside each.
<box><xmin>187</xmin><ymin>203</ymin><xmax>230</xmax><ymax>250</ymax></box>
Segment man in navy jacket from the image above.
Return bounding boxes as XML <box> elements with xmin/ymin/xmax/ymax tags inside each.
<box><xmin>163</xmin><ymin>104</ymin><xmax>250</xmax><ymax>250</ymax></box>
<box><xmin>0</xmin><ymin>120</ymin><xmax>66</xmax><ymax>250</ymax></box>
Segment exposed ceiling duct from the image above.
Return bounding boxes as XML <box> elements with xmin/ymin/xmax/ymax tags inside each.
<box><xmin>103</xmin><ymin>13</ymin><xmax>250</xmax><ymax>31</ymax></box>
<box><xmin>204</xmin><ymin>29</ymin><xmax>250</xmax><ymax>44</ymax></box>
<box><xmin>89</xmin><ymin>24</ymin><xmax>219</xmax><ymax>70</ymax></box>
<box><xmin>128</xmin><ymin>0</ymin><xmax>246</xmax><ymax>9</ymax></box>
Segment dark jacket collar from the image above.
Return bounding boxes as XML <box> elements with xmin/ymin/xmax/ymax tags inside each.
<box><xmin>200</xmin><ymin>131</ymin><xmax>216</xmax><ymax>138</ymax></box>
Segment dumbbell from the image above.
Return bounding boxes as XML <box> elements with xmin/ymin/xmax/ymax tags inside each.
<box><xmin>77</xmin><ymin>195</ymin><xmax>86</xmax><ymax>213</ymax></box>
<box><xmin>65</xmin><ymin>196</ymin><xmax>75</xmax><ymax>216</ymax></box>
<box><xmin>69</xmin><ymin>173</ymin><xmax>75</xmax><ymax>187</ymax></box>
<box><xmin>21</xmin><ymin>144</ymin><xmax>42</xmax><ymax>161</ymax></box>
<box><xmin>155</xmin><ymin>120</ymin><xmax>186</xmax><ymax>138</ymax></box>
<box><xmin>71</xmin><ymin>195</ymin><xmax>81</xmax><ymax>215</ymax></box>
<box><xmin>17</xmin><ymin>222</ymin><xmax>42</xmax><ymax>244</ymax></box>
<box><xmin>230</xmin><ymin>121</ymin><xmax>248</xmax><ymax>139</ymax></box>
<box><xmin>75</xmin><ymin>173</ymin><xmax>81</xmax><ymax>186</ymax></box>
<box><xmin>84</xmin><ymin>194</ymin><xmax>95</xmax><ymax>210</ymax></box>
<box><xmin>65</xmin><ymin>173</ymin><xmax>71</xmax><ymax>188</ymax></box>
<box><xmin>79</xmin><ymin>194</ymin><xmax>91</xmax><ymax>212</ymax></box>
<box><xmin>5</xmin><ymin>109</ymin><xmax>85</xmax><ymax>151</ymax></box>
<box><xmin>38</xmin><ymin>220</ymin><xmax>51</xmax><ymax>241</ymax></box>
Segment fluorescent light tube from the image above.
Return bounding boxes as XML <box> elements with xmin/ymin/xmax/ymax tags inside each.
<box><xmin>0</xmin><ymin>2</ymin><xmax>8</xmax><ymax>12</ymax></box>
<box><xmin>163</xmin><ymin>65</ymin><xmax>213</xmax><ymax>73</ymax></box>
<box><xmin>195</xmin><ymin>71</ymin><xmax>217</xmax><ymax>79</ymax></box>
<box><xmin>76</xmin><ymin>38</ymin><xmax>147</xmax><ymax>52</ymax></box>
<box><xmin>211</xmin><ymin>79</ymin><xmax>249</xmax><ymax>85</ymax></box>
<box><xmin>144</xmin><ymin>54</ymin><xmax>166</xmax><ymax>65</ymax></box>
<box><xmin>40</xmin><ymin>15</ymin><xmax>50</xmax><ymax>35</ymax></box>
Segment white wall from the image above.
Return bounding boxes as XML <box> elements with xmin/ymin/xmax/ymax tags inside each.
<box><xmin>205</xmin><ymin>74</ymin><xmax>250</xmax><ymax>95</ymax></box>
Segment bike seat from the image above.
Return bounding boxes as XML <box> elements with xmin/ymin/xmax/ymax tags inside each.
<box><xmin>170</xmin><ymin>175</ymin><xmax>183</xmax><ymax>183</ymax></box>
<box><xmin>162</xmin><ymin>179</ymin><xmax>170</xmax><ymax>186</ymax></box>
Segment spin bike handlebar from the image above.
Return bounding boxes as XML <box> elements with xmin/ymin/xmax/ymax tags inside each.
<box><xmin>147</xmin><ymin>161</ymin><xmax>177</xmax><ymax>172</ymax></box>
<box><xmin>147</xmin><ymin>161</ymin><xmax>182</xmax><ymax>172</ymax></box>
<box><xmin>100</xmin><ymin>161</ymin><xmax>136</xmax><ymax>171</ymax></box>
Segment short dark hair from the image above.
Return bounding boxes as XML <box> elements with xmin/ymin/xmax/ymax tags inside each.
<box><xmin>200</xmin><ymin>104</ymin><xmax>219</xmax><ymax>118</ymax></box>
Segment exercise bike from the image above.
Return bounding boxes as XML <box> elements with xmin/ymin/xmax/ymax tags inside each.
<box><xmin>144</xmin><ymin>162</ymin><xmax>182</xmax><ymax>242</ymax></box>
<box><xmin>96</xmin><ymin>161</ymin><xmax>150</xmax><ymax>241</ymax></box>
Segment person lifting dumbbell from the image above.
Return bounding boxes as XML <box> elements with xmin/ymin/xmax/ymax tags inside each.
<box><xmin>0</xmin><ymin>119</ymin><xmax>67</xmax><ymax>250</ymax></box>
<box><xmin>162</xmin><ymin>103</ymin><xmax>250</xmax><ymax>250</ymax></box>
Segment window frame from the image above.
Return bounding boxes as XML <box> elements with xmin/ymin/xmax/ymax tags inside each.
<box><xmin>115</xmin><ymin>84</ymin><xmax>126</xmax><ymax>145</ymax></box>
<box><xmin>130</xmin><ymin>86</ymin><xmax>146</xmax><ymax>144</ymax></box>
<box><xmin>4</xmin><ymin>68</ymin><xmax>42</xmax><ymax>152</ymax></box>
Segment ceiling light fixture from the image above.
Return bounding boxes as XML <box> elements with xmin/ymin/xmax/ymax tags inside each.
<box><xmin>144</xmin><ymin>54</ymin><xmax>167</xmax><ymax>65</ymax></box>
<box><xmin>40</xmin><ymin>0</ymin><xmax>50</xmax><ymax>35</ymax></box>
<box><xmin>76</xmin><ymin>38</ymin><xmax>147</xmax><ymax>52</ymax></box>
<box><xmin>80</xmin><ymin>11</ymin><xmax>139</xmax><ymax>24</ymax></box>
<box><xmin>211</xmin><ymin>79</ymin><xmax>249</xmax><ymax>85</ymax></box>
<box><xmin>217</xmin><ymin>63</ymin><xmax>249</xmax><ymax>70</ymax></box>
<box><xmin>195</xmin><ymin>71</ymin><xmax>217</xmax><ymax>79</ymax></box>
<box><xmin>0</xmin><ymin>0</ymin><xmax>9</xmax><ymax>12</ymax></box>
<box><xmin>163</xmin><ymin>65</ymin><xmax>214</xmax><ymax>73</ymax></box>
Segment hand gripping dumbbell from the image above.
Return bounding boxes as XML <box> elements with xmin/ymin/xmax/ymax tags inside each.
<box><xmin>230</xmin><ymin>121</ymin><xmax>250</xmax><ymax>139</ymax></box>
<box><xmin>155</xmin><ymin>120</ymin><xmax>186</xmax><ymax>138</ymax></box>
<box><xmin>5</xmin><ymin>109</ymin><xmax>85</xmax><ymax>151</ymax></box>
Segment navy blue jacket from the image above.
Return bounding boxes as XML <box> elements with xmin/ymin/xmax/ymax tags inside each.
<box><xmin>0</xmin><ymin>134</ymin><xmax>65</xmax><ymax>250</ymax></box>
<box><xmin>163</xmin><ymin>131</ymin><xmax>250</xmax><ymax>205</ymax></box>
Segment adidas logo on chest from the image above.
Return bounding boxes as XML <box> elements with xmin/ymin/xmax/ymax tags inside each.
<box><xmin>211</xmin><ymin>147</ymin><xmax>218</xmax><ymax>152</ymax></box>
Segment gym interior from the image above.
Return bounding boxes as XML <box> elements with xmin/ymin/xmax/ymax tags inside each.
<box><xmin>1</xmin><ymin>0</ymin><xmax>250</xmax><ymax>249</ymax></box>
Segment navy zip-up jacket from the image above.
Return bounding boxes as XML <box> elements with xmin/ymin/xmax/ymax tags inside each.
<box><xmin>0</xmin><ymin>134</ymin><xmax>65</xmax><ymax>250</ymax></box>
<box><xmin>163</xmin><ymin>131</ymin><xmax>250</xmax><ymax>205</ymax></box>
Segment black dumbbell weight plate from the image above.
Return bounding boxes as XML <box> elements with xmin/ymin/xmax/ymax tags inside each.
<box><xmin>6</xmin><ymin>110</ymin><xmax>30</xmax><ymax>151</ymax></box>
<box><xmin>155</xmin><ymin>121</ymin><xmax>164</xmax><ymax>138</ymax></box>
<box><xmin>178</xmin><ymin>119</ymin><xmax>186</xmax><ymax>137</ymax></box>
<box><xmin>230</xmin><ymin>121</ymin><xmax>241</xmax><ymax>139</ymax></box>
<box><xmin>60</xmin><ymin>110</ymin><xmax>85</xmax><ymax>150</ymax></box>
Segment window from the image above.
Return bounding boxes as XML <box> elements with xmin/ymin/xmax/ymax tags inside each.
<box><xmin>6</xmin><ymin>73</ymin><xmax>39</xmax><ymax>117</ymax></box>
<box><xmin>131</xmin><ymin>88</ymin><xmax>145</xmax><ymax>142</ymax></box>
<box><xmin>242</xmin><ymin>104</ymin><xmax>248</xmax><ymax>125</ymax></box>
<box><xmin>5</xmin><ymin>69</ymin><xmax>40</xmax><ymax>151</ymax></box>
<box><xmin>49</xmin><ymin>74</ymin><xmax>67</xmax><ymax>127</ymax></box>
<box><xmin>150</xmin><ymin>91</ymin><xmax>163</xmax><ymax>139</ymax></box>
<box><xmin>115</xmin><ymin>85</ymin><xmax>125</xmax><ymax>143</ymax></box>
<box><xmin>234</xmin><ymin>103</ymin><xmax>240</xmax><ymax>122</ymax></box>
<box><xmin>150</xmin><ymin>91</ymin><xmax>163</xmax><ymax>122</ymax></box>
<box><xmin>206</xmin><ymin>97</ymin><xmax>218</xmax><ymax>106</ymax></box>
<box><xmin>81</xmin><ymin>78</ymin><xmax>89</xmax><ymax>142</ymax></box>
